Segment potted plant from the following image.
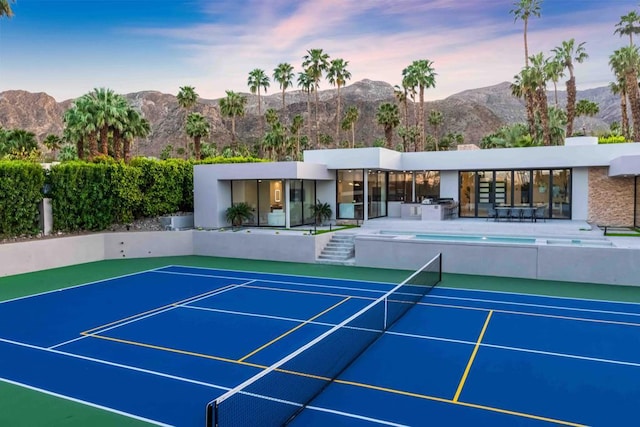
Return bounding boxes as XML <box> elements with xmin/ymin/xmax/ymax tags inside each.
<box><xmin>311</xmin><ymin>200</ymin><xmax>332</xmax><ymax>225</ymax></box>
<box><xmin>225</xmin><ymin>202</ymin><xmax>254</xmax><ymax>228</ymax></box>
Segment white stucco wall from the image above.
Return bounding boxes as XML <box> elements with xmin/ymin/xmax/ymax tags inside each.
<box><xmin>439</xmin><ymin>170</ymin><xmax>459</xmax><ymax>200</ymax></box>
<box><xmin>571</xmin><ymin>168</ymin><xmax>589</xmax><ymax>221</ymax></box>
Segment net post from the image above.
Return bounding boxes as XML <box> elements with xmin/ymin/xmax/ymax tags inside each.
<box><xmin>438</xmin><ymin>252</ymin><xmax>443</xmax><ymax>282</ymax></box>
<box><xmin>205</xmin><ymin>401</ymin><xmax>214</xmax><ymax>427</ymax></box>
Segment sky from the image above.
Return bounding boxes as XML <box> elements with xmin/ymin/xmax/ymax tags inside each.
<box><xmin>0</xmin><ymin>0</ymin><xmax>638</xmax><ymax>102</ymax></box>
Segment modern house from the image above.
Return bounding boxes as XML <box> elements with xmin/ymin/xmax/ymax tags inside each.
<box><xmin>194</xmin><ymin>140</ymin><xmax>640</xmax><ymax>229</ymax></box>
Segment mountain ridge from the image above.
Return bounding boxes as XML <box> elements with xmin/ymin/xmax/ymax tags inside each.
<box><xmin>0</xmin><ymin>80</ymin><xmax>618</xmax><ymax>157</ymax></box>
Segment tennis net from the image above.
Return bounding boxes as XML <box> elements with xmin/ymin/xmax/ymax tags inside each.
<box><xmin>205</xmin><ymin>252</ymin><xmax>442</xmax><ymax>427</ymax></box>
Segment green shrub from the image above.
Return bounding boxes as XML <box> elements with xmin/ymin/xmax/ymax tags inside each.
<box><xmin>0</xmin><ymin>161</ymin><xmax>44</xmax><ymax>237</ymax></box>
<box><xmin>598</xmin><ymin>135</ymin><xmax>627</xmax><ymax>144</ymax></box>
<box><xmin>130</xmin><ymin>158</ymin><xmax>185</xmax><ymax>217</ymax></box>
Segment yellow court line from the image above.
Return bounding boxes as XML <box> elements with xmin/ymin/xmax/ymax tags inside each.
<box><xmin>81</xmin><ymin>332</ymin><xmax>266</xmax><ymax>370</ymax></box>
<box><xmin>453</xmin><ymin>310</ymin><xmax>493</xmax><ymax>402</ymax></box>
<box><xmin>82</xmin><ymin>284</ymin><xmax>236</xmax><ymax>334</ymax></box>
<box><xmin>82</xmin><ymin>328</ymin><xmax>585</xmax><ymax>427</ymax></box>
<box><xmin>237</xmin><ymin>297</ymin><xmax>352</xmax><ymax>362</ymax></box>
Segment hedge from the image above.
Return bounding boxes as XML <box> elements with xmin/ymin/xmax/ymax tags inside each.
<box><xmin>0</xmin><ymin>161</ymin><xmax>45</xmax><ymax>237</ymax></box>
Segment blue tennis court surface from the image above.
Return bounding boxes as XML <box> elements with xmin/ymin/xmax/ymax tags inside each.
<box><xmin>1</xmin><ymin>265</ymin><xmax>639</xmax><ymax>426</ymax></box>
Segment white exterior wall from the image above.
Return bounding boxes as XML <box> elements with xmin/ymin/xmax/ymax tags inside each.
<box><xmin>571</xmin><ymin>168</ymin><xmax>589</xmax><ymax>221</ymax></box>
<box><xmin>439</xmin><ymin>170</ymin><xmax>459</xmax><ymax>200</ymax></box>
<box><xmin>316</xmin><ymin>180</ymin><xmax>337</xmax><ymax>222</ymax></box>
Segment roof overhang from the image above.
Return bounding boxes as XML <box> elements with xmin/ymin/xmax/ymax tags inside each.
<box><xmin>609</xmin><ymin>154</ymin><xmax>640</xmax><ymax>177</ymax></box>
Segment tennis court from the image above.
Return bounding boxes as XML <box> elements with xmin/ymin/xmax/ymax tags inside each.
<box><xmin>1</xmin><ymin>256</ymin><xmax>639</xmax><ymax>426</ymax></box>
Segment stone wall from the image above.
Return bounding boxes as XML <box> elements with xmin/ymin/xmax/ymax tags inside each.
<box><xmin>588</xmin><ymin>167</ymin><xmax>635</xmax><ymax>226</ymax></box>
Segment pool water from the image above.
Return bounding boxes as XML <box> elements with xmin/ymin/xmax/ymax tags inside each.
<box><xmin>412</xmin><ymin>234</ymin><xmax>536</xmax><ymax>244</ymax></box>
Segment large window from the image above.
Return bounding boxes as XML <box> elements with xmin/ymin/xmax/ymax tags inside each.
<box><xmin>388</xmin><ymin>172</ymin><xmax>412</xmax><ymax>202</ymax></box>
<box><xmin>415</xmin><ymin>171</ymin><xmax>440</xmax><ymax>202</ymax></box>
<box><xmin>289</xmin><ymin>180</ymin><xmax>316</xmax><ymax>226</ymax></box>
<box><xmin>231</xmin><ymin>179</ymin><xmax>292</xmax><ymax>226</ymax></box>
<box><xmin>337</xmin><ymin>170</ymin><xmax>364</xmax><ymax>219</ymax></box>
<box><xmin>459</xmin><ymin>169</ymin><xmax>572</xmax><ymax>219</ymax></box>
<box><xmin>368</xmin><ymin>170</ymin><xmax>387</xmax><ymax>219</ymax></box>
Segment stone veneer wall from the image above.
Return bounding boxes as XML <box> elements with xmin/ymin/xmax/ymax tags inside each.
<box><xmin>588</xmin><ymin>167</ymin><xmax>635</xmax><ymax>226</ymax></box>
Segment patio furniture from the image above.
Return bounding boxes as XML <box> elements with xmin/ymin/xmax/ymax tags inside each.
<box><xmin>534</xmin><ymin>206</ymin><xmax>547</xmax><ymax>222</ymax></box>
<box><xmin>495</xmin><ymin>207</ymin><xmax>510</xmax><ymax>221</ymax></box>
<box><xmin>521</xmin><ymin>207</ymin><xmax>535</xmax><ymax>222</ymax></box>
<box><xmin>486</xmin><ymin>206</ymin><xmax>497</xmax><ymax>221</ymax></box>
<box><xmin>509</xmin><ymin>207</ymin><xmax>522</xmax><ymax>221</ymax></box>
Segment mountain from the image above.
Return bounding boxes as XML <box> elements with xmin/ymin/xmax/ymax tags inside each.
<box><xmin>0</xmin><ymin>80</ymin><xmax>619</xmax><ymax>157</ymax></box>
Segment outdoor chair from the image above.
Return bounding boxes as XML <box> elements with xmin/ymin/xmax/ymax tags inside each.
<box><xmin>509</xmin><ymin>208</ymin><xmax>522</xmax><ymax>222</ymax></box>
<box><xmin>486</xmin><ymin>206</ymin><xmax>497</xmax><ymax>221</ymax></box>
<box><xmin>496</xmin><ymin>207</ymin><xmax>510</xmax><ymax>222</ymax></box>
<box><xmin>534</xmin><ymin>206</ymin><xmax>546</xmax><ymax>222</ymax></box>
<box><xmin>521</xmin><ymin>207</ymin><xmax>535</xmax><ymax>222</ymax></box>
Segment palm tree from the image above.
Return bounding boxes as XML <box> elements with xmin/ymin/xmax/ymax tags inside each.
<box><xmin>290</xmin><ymin>114</ymin><xmax>304</xmax><ymax>160</ymax></box>
<box><xmin>510</xmin><ymin>0</ymin><xmax>542</xmax><ymax>67</ymax></box>
<box><xmin>43</xmin><ymin>134</ymin><xmax>62</xmax><ymax>160</ymax></box>
<box><xmin>219</xmin><ymin>90</ymin><xmax>247</xmax><ymax>149</ymax></box>
<box><xmin>615</xmin><ymin>11</ymin><xmax>640</xmax><ymax>46</ymax></box>
<box><xmin>609</xmin><ymin>79</ymin><xmax>630</xmax><ymax>140</ymax></box>
<box><xmin>122</xmin><ymin>108</ymin><xmax>150</xmax><ymax>163</ymax></box>
<box><xmin>341</xmin><ymin>106</ymin><xmax>359</xmax><ymax>148</ymax></box>
<box><xmin>273</xmin><ymin>63</ymin><xmax>295</xmax><ymax>121</ymax></box>
<box><xmin>63</xmin><ymin>95</ymin><xmax>98</xmax><ymax>160</ymax></box>
<box><xmin>545</xmin><ymin>59</ymin><xmax>565</xmax><ymax>107</ymax></box>
<box><xmin>177</xmin><ymin>86</ymin><xmax>199</xmax><ymax>158</ymax></box>
<box><xmin>247</xmin><ymin>69</ymin><xmax>270</xmax><ymax>136</ymax></box>
<box><xmin>376</xmin><ymin>103</ymin><xmax>400</xmax><ymax>148</ymax></box>
<box><xmin>553</xmin><ymin>39</ymin><xmax>589</xmax><ymax>137</ymax></box>
<box><xmin>185</xmin><ymin>112</ymin><xmax>210</xmax><ymax>159</ymax></box>
<box><xmin>402</xmin><ymin>60</ymin><xmax>436</xmax><ymax>149</ymax></box>
<box><xmin>297</xmin><ymin>70</ymin><xmax>315</xmax><ymax>145</ymax></box>
<box><xmin>547</xmin><ymin>107</ymin><xmax>567</xmax><ymax>146</ymax></box>
<box><xmin>0</xmin><ymin>0</ymin><xmax>14</xmax><ymax>18</ymax></box>
<box><xmin>613</xmin><ymin>46</ymin><xmax>640</xmax><ymax>141</ymax></box>
<box><xmin>427</xmin><ymin>110</ymin><xmax>444</xmax><ymax>151</ymax></box>
<box><xmin>529</xmin><ymin>52</ymin><xmax>551</xmax><ymax>146</ymax></box>
<box><xmin>327</xmin><ymin>58</ymin><xmax>352</xmax><ymax>142</ymax></box>
<box><xmin>511</xmin><ymin>70</ymin><xmax>537</xmax><ymax>140</ymax></box>
<box><xmin>302</xmin><ymin>49</ymin><xmax>330</xmax><ymax>146</ymax></box>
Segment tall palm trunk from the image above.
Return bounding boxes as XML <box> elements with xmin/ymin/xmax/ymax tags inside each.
<box><xmin>335</xmin><ymin>84</ymin><xmax>342</xmax><ymax>143</ymax></box>
<box><xmin>112</xmin><ymin>129</ymin><xmax>122</xmax><ymax>160</ymax></box>
<box><xmin>231</xmin><ymin>117</ymin><xmax>237</xmax><ymax>149</ymax></box>
<box><xmin>88</xmin><ymin>133</ymin><xmax>99</xmax><ymax>159</ymax></box>
<box><xmin>100</xmin><ymin>127</ymin><xmax>109</xmax><ymax>155</ymax></box>
<box><xmin>566</xmin><ymin>75</ymin><xmax>577</xmax><ymax>137</ymax></box>
<box><xmin>524</xmin><ymin>91</ymin><xmax>536</xmax><ymax>138</ymax></box>
<box><xmin>281</xmin><ymin>89</ymin><xmax>286</xmax><ymax>122</ymax></box>
<box><xmin>314</xmin><ymin>86</ymin><xmax>320</xmax><ymax>147</ymax></box>
<box><xmin>621</xmin><ymin>92</ymin><xmax>630</xmax><ymax>140</ymax></box>
<box><xmin>351</xmin><ymin>122</ymin><xmax>355</xmax><ymax>148</ymax></box>
<box><xmin>537</xmin><ymin>89</ymin><xmax>551</xmax><ymax>146</ymax></box>
<box><xmin>123</xmin><ymin>139</ymin><xmax>132</xmax><ymax>164</ymax></box>
<box><xmin>553</xmin><ymin>81</ymin><xmax>559</xmax><ymax>107</ymax></box>
<box><xmin>257</xmin><ymin>89</ymin><xmax>263</xmax><ymax>137</ymax></box>
<box><xmin>524</xmin><ymin>20</ymin><xmax>529</xmax><ymax>67</ymax></box>
<box><xmin>625</xmin><ymin>69</ymin><xmax>640</xmax><ymax>141</ymax></box>
<box><xmin>77</xmin><ymin>139</ymin><xmax>85</xmax><ymax>160</ymax></box>
<box><xmin>418</xmin><ymin>86</ymin><xmax>425</xmax><ymax>152</ymax></box>
<box><xmin>306</xmin><ymin>91</ymin><xmax>312</xmax><ymax>147</ymax></box>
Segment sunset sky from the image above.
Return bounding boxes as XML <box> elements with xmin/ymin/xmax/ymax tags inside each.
<box><xmin>0</xmin><ymin>0</ymin><xmax>638</xmax><ymax>102</ymax></box>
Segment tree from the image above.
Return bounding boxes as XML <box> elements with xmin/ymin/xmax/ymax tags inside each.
<box><xmin>427</xmin><ymin>110</ymin><xmax>444</xmax><ymax>151</ymax></box>
<box><xmin>547</xmin><ymin>106</ymin><xmax>567</xmax><ymax>146</ymax></box>
<box><xmin>553</xmin><ymin>39</ymin><xmax>588</xmax><ymax>137</ymax></box>
<box><xmin>512</xmin><ymin>70</ymin><xmax>536</xmax><ymax>138</ymax></box>
<box><xmin>290</xmin><ymin>114</ymin><xmax>304</xmax><ymax>160</ymax></box>
<box><xmin>341</xmin><ymin>106</ymin><xmax>359</xmax><ymax>148</ymax></box>
<box><xmin>575</xmin><ymin>100</ymin><xmax>599</xmax><ymax>117</ymax></box>
<box><xmin>43</xmin><ymin>134</ymin><xmax>62</xmax><ymax>159</ymax></box>
<box><xmin>219</xmin><ymin>90</ymin><xmax>247</xmax><ymax>149</ymax></box>
<box><xmin>247</xmin><ymin>69</ymin><xmax>270</xmax><ymax>136</ymax></box>
<box><xmin>397</xmin><ymin>125</ymin><xmax>421</xmax><ymax>152</ymax></box>
<box><xmin>544</xmin><ymin>59</ymin><xmax>565</xmax><ymax>107</ymax></box>
<box><xmin>402</xmin><ymin>60</ymin><xmax>436</xmax><ymax>149</ymax></box>
<box><xmin>273</xmin><ymin>63</ymin><xmax>294</xmax><ymax>121</ymax></box>
<box><xmin>0</xmin><ymin>0</ymin><xmax>14</xmax><ymax>18</ymax></box>
<box><xmin>376</xmin><ymin>103</ymin><xmax>400</xmax><ymax>148</ymax></box>
<box><xmin>311</xmin><ymin>200</ymin><xmax>332</xmax><ymax>225</ymax></box>
<box><xmin>185</xmin><ymin>112</ymin><xmax>210</xmax><ymax>159</ymax></box>
<box><xmin>615</xmin><ymin>11</ymin><xmax>640</xmax><ymax>47</ymax></box>
<box><xmin>610</xmin><ymin>49</ymin><xmax>632</xmax><ymax>140</ymax></box>
<box><xmin>177</xmin><ymin>86</ymin><xmax>199</xmax><ymax>158</ymax></box>
<box><xmin>528</xmin><ymin>52</ymin><xmax>551</xmax><ymax>146</ymax></box>
<box><xmin>297</xmin><ymin>70</ymin><xmax>314</xmax><ymax>146</ymax></box>
<box><xmin>327</xmin><ymin>58</ymin><xmax>351</xmax><ymax>142</ymax></box>
<box><xmin>63</xmin><ymin>95</ymin><xmax>98</xmax><ymax>160</ymax></box>
<box><xmin>121</xmin><ymin>108</ymin><xmax>150</xmax><ymax>163</ymax></box>
<box><xmin>510</xmin><ymin>0</ymin><xmax>542</xmax><ymax>67</ymax></box>
<box><xmin>88</xmin><ymin>88</ymin><xmax>128</xmax><ymax>156</ymax></box>
<box><xmin>302</xmin><ymin>49</ymin><xmax>330</xmax><ymax>147</ymax></box>
<box><xmin>612</xmin><ymin>46</ymin><xmax>640</xmax><ymax>141</ymax></box>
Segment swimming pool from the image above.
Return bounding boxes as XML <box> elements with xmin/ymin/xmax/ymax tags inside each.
<box><xmin>413</xmin><ymin>233</ymin><xmax>536</xmax><ymax>244</ymax></box>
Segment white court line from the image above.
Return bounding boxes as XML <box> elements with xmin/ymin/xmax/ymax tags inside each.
<box><xmin>48</xmin><ymin>281</ymin><xmax>253</xmax><ymax>350</ymax></box>
<box><xmin>0</xmin><ymin>267</ymin><xmax>166</xmax><ymax>305</ymax></box>
<box><xmin>0</xmin><ymin>376</ymin><xmax>172</xmax><ymax>427</ymax></box>
<box><xmin>426</xmin><ymin>294</ymin><xmax>640</xmax><ymax>319</ymax></box>
<box><xmin>304</xmin><ymin>403</ymin><xmax>409</xmax><ymax>427</ymax></box>
<box><xmin>154</xmin><ymin>269</ymin><xmax>391</xmax><ymax>297</ymax></box>
<box><xmin>0</xmin><ymin>336</ymin><xmax>231</xmax><ymax>395</ymax></box>
<box><xmin>161</xmin><ymin>264</ymin><xmax>640</xmax><ymax>309</ymax></box>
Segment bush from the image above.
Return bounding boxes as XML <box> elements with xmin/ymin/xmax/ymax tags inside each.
<box><xmin>598</xmin><ymin>135</ymin><xmax>627</xmax><ymax>144</ymax></box>
<box><xmin>0</xmin><ymin>161</ymin><xmax>44</xmax><ymax>237</ymax></box>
